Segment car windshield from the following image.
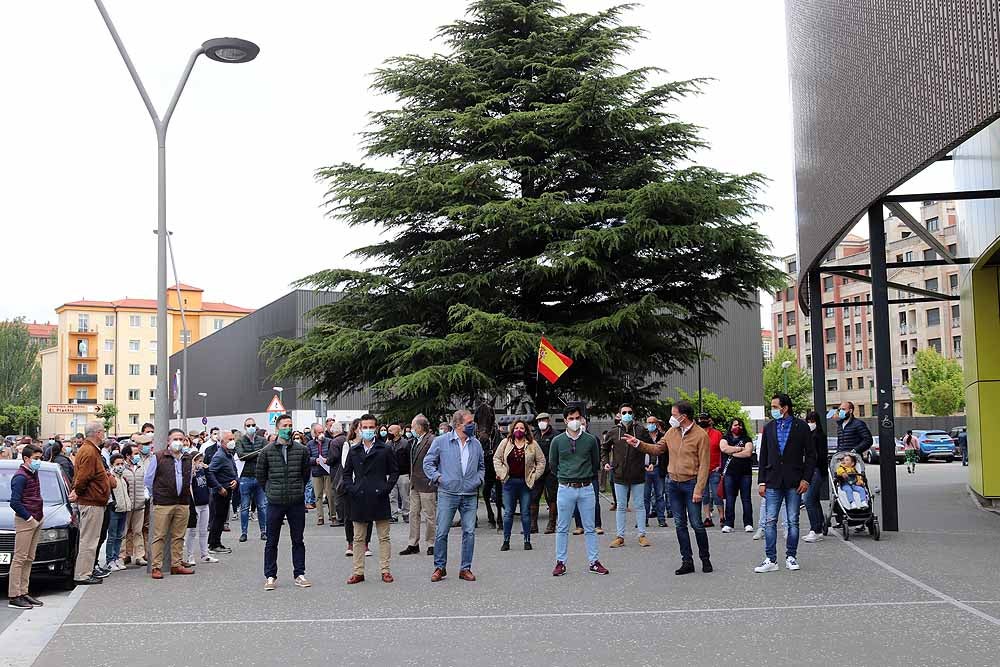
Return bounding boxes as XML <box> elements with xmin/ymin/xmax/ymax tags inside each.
<box><xmin>0</xmin><ymin>469</ymin><xmax>64</xmax><ymax>503</ymax></box>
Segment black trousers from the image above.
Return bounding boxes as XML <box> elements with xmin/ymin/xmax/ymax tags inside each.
<box><xmin>95</xmin><ymin>505</ymin><xmax>111</xmax><ymax>567</ymax></box>
<box><xmin>208</xmin><ymin>491</ymin><xmax>231</xmax><ymax>548</ymax></box>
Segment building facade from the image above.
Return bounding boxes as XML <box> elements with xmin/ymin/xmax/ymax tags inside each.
<box><xmin>26</xmin><ymin>322</ymin><xmax>57</xmax><ymax>348</ymax></box>
<box><xmin>761</xmin><ymin>329</ymin><xmax>773</xmax><ymax>365</ymax></box>
<box><xmin>772</xmin><ymin>202</ymin><xmax>963</xmax><ymax>417</ymax></box>
<box><xmin>39</xmin><ymin>284</ymin><xmax>252</xmax><ymax>436</ymax></box>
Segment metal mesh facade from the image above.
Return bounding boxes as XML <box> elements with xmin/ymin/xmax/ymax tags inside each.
<box><xmin>787</xmin><ymin>0</ymin><xmax>1000</xmax><ymax>305</ymax></box>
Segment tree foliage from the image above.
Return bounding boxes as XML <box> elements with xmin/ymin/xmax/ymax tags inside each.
<box><xmin>267</xmin><ymin>0</ymin><xmax>785</xmax><ymax>422</ymax></box>
<box><xmin>662</xmin><ymin>388</ymin><xmax>749</xmax><ymax>430</ymax></box>
<box><xmin>101</xmin><ymin>403</ymin><xmax>119</xmax><ymax>433</ymax></box>
<box><xmin>1</xmin><ymin>405</ymin><xmax>39</xmax><ymax>437</ymax></box>
<box><xmin>762</xmin><ymin>348</ymin><xmax>813</xmax><ymax>416</ymax></box>
<box><xmin>0</xmin><ymin>319</ymin><xmax>41</xmax><ymax>407</ymax></box>
<box><xmin>908</xmin><ymin>348</ymin><xmax>964</xmax><ymax>416</ymax></box>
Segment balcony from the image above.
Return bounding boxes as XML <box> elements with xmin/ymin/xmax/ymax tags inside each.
<box><xmin>952</xmin><ymin>319</ymin><xmax>961</xmax><ymax>329</ymax></box>
<box><xmin>900</xmin><ymin>355</ymin><xmax>910</xmax><ymax>365</ymax></box>
<box><xmin>68</xmin><ymin>373</ymin><xmax>98</xmax><ymax>385</ymax></box>
<box><xmin>68</xmin><ymin>326</ymin><xmax>98</xmax><ymax>335</ymax></box>
<box><xmin>69</xmin><ymin>398</ymin><xmax>97</xmax><ymax>405</ymax></box>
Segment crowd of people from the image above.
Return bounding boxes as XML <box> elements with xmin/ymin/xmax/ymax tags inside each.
<box><xmin>4</xmin><ymin>396</ymin><xmax>876</xmax><ymax>608</ymax></box>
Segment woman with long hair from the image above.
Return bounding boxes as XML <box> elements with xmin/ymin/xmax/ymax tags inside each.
<box><xmin>493</xmin><ymin>419</ymin><xmax>546</xmax><ymax>551</ymax></box>
<box><xmin>801</xmin><ymin>411</ymin><xmax>829</xmax><ymax>543</ymax></box>
<box><xmin>719</xmin><ymin>418</ymin><xmax>754</xmax><ymax>533</ymax></box>
<box><xmin>474</xmin><ymin>404</ymin><xmax>503</xmax><ymax>529</ymax></box>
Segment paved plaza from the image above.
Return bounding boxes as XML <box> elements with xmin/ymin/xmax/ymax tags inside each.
<box><xmin>2</xmin><ymin>462</ymin><xmax>999</xmax><ymax>667</ymax></box>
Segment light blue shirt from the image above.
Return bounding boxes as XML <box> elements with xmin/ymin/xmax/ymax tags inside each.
<box><xmin>143</xmin><ymin>453</ymin><xmax>183</xmax><ymax>496</ymax></box>
<box><xmin>459</xmin><ymin>438</ymin><xmax>470</xmax><ymax>474</ymax></box>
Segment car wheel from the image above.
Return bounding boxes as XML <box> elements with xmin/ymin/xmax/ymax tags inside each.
<box><xmin>919</xmin><ymin>454</ymin><xmax>929</xmax><ymax>463</ymax></box>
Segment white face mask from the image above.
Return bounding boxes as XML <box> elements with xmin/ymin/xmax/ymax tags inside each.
<box><xmin>668</xmin><ymin>416</ymin><xmax>682</xmax><ymax>429</ymax></box>
<box><xmin>808</xmin><ymin>423</ymin><xmax>817</xmax><ymax>432</ymax></box>
<box><xmin>170</xmin><ymin>440</ymin><xmax>183</xmax><ymax>452</ymax></box>
<box><xmin>537</xmin><ymin>421</ymin><xmax>548</xmax><ymax>431</ymax></box>
<box><xmin>566</xmin><ymin>419</ymin><xmax>581</xmax><ymax>432</ymax></box>
<box><xmin>226</xmin><ymin>441</ymin><xmax>236</xmax><ymax>450</ymax></box>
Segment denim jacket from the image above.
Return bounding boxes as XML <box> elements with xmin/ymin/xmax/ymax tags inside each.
<box><xmin>423</xmin><ymin>432</ymin><xmax>485</xmax><ymax>496</ymax></box>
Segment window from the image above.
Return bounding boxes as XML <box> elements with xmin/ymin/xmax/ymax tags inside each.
<box><xmin>825</xmin><ymin>307</ymin><xmax>835</xmax><ymax>319</ymax></box>
<box><xmin>928</xmin><ymin>338</ymin><xmax>942</xmax><ymax>354</ymax></box>
<box><xmin>827</xmin><ymin>379</ymin><xmax>838</xmax><ymax>392</ymax></box>
<box><xmin>104</xmin><ymin>339</ymin><xmax>114</xmax><ymax>352</ymax></box>
<box><xmin>76</xmin><ymin>363</ymin><xmax>88</xmax><ymax>374</ymax></box>
<box><xmin>823</xmin><ymin>276</ymin><xmax>834</xmax><ymax>292</ymax></box>
<box><xmin>77</xmin><ymin>313</ymin><xmax>89</xmax><ymax>332</ymax></box>
<box><xmin>847</xmin><ymin>378</ymin><xmax>853</xmax><ymax>390</ymax></box>
<box><xmin>854</xmin><ymin>322</ymin><xmax>861</xmax><ymax>339</ymax></box>
<box><xmin>952</xmin><ymin>304</ymin><xmax>960</xmax><ymax>325</ymax></box>
<box><xmin>75</xmin><ymin>389</ymin><xmax>89</xmax><ymax>400</ymax></box>
<box><xmin>104</xmin><ymin>388</ymin><xmax>114</xmax><ymax>401</ymax></box>
<box><xmin>777</xmin><ymin>337</ymin><xmax>784</xmax><ymax>349</ymax></box>
<box><xmin>213</xmin><ymin>318</ymin><xmax>225</xmax><ymax>331</ymax></box>
<box><xmin>149</xmin><ymin>389</ymin><xmax>156</xmax><ymax>400</ymax></box>
<box><xmin>842</xmin><ymin>277</ymin><xmax>850</xmax><ymax>285</ymax></box>
<box><xmin>776</xmin><ymin>313</ymin><xmax>783</xmax><ymax>330</ymax></box>
<box><xmin>927</xmin><ymin>308</ymin><xmax>941</xmax><ymax>326</ymax></box>
<box><xmin>787</xmin><ymin>334</ymin><xmax>797</xmax><ymax>348</ymax></box>
<box><xmin>901</xmin><ymin>368</ymin><xmax>910</xmax><ymax>383</ymax></box>
<box><xmin>843</xmin><ymin>325</ymin><xmax>851</xmax><ymax>340</ymax></box>
<box><xmin>857</xmin><ymin>376</ymin><xmax>864</xmax><ymax>389</ymax></box>
<box><xmin>787</xmin><ymin>259</ymin><xmax>797</xmax><ymax>273</ymax></box>
<box><xmin>954</xmin><ymin>335</ymin><xmax>962</xmax><ymax>356</ymax></box>
<box><xmin>867</xmin><ymin>320</ymin><xmax>872</xmax><ymax>335</ymax></box>
<box><xmin>826</xmin><ymin>353</ymin><xmax>837</xmax><ymax>369</ymax></box>
<box><xmin>949</xmin><ymin>274</ymin><xmax>959</xmax><ymax>293</ymax></box>
<box><xmin>926</xmin><ymin>216</ymin><xmax>940</xmax><ymax>232</ymax></box>
<box><xmin>868</xmin><ymin>348</ymin><xmax>874</xmax><ymax>364</ymax></box>
<box><xmin>128</xmin><ymin>364</ymin><xmax>140</xmax><ymax>376</ymax></box>
<box><xmin>180</xmin><ymin>329</ymin><xmax>192</xmax><ymax>344</ymax></box>
<box><xmin>150</xmin><ymin>340</ymin><xmax>157</xmax><ymax>352</ymax></box>
<box><xmin>128</xmin><ymin>339</ymin><xmax>140</xmax><ymax>352</ymax></box>
<box><xmin>775</xmin><ymin>290</ymin><xmax>782</xmax><ymax>302</ymax></box>
<box><xmin>129</xmin><ymin>315</ymin><xmax>141</xmax><ymax>328</ymax></box>
<box><xmin>805</xmin><ymin>354</ymin><xmax>812</xmax><ymax>370</ymax></box>
<box><xmin>128</xmin><ymin>389</ymin><xmax>140</xmax><ymax>401</ymax></box>
<box><xmin>904</xmin><ymin>251</ymin><xmax>913</xmax><ymax>262</ymax></box>
<box><xmin>103</xmin><ymin>363</ymin><xmax>114</xmax><ymax>376</ymax></box>
<box><xmin>856</xmin><ymin>350</ymin><xmax>863</xmax><ymax>368</ymax></box>
<box><xmin>844</xmin><ymin>352</ymin><xmax>852</xmax><ymax>370</ymax></box>
<box><xmin>853</xmin><ymin>296</ymin><xmax>860</xmax><ymax>315</ymax></box>
<box><xmin>948</xmin><ymin>243</ymin><xmax>957</xmax><ymax>255</ymax></box>
<box><xmin>129</xmin><ymin>414</ymin><xmax>139</xmax><ymax>426</ymax></box>
<box><xmin>923</xmin><ymin>248</ymin><xmax>937</xmax><ymax>261</ymax></box>
<box><xmin>858</xmin><ymin>404</ymin><xmax>866</xmax><ymax>417</ymax></box>
<box><xmin>925</xmin><ymin>277</ymin><xmax>939</xmax><ymax>291</ymax></box>
<box><xmin>105</xmin><ymin>315</ymin><xmax>115</xmax><ymax>327</ymax></box>
<box><xmin>895</xmin><ymin>254</ymin><xmax>904</xmax><ymax>263</ymax></box>
<box><xmin>804</xmin><ymin>330</ymin><xmax>810</xmax><ymax>344</ymax></box>
<box><xmin>786</xmin><ymin>287</ymin><xmax>794</xmax><ymax>301</ymax></box>
<box><xmin>150</xmin><ymin>315</ymin><xmax>157</xmax><ymax>328</ymax></box>
<box><xmin>825</xmin><ymin>327</ymin><xmax>836</xmax><ymax>343</ymax></box>
<box><xmin>149</xmin><ymin>364</ymin><xmax>157</xmax><ymax>376</ymax></box>
<box><xmin>787</xmin><ymin>311</ymin><xmax>796</xmax><ymax>326</ymax></box>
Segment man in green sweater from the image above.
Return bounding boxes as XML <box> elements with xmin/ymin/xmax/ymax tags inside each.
<box><xmin>550</xmin><ymin>405</ymin><xmax>609</xmax><ymax>577</ymax></box>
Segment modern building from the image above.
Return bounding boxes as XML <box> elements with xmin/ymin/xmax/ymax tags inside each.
<box><xmin>786</xmin><ymin>0</ymin><xmax>1000</xmax><ymax>506</ymax></box>
<box><xmin>26</xmin><ymin>322</ymin><xmax>57</xmax><ymax>348</ymax></box>
<box><xmin>39</xmin><ymin>284</ymin><xmax>252</xmax><ymax>436</ymax></box>
<box><xmin>772</xmin><ymin>202</ymin><xmax>963</xmax><ymax>417</ymax></box>
<box><xmin>170</xmin><ymin>290</ymin><xmax>767</xmax><ymax>432</ymax></box>
<box><xmin>761</xmin><ymin>329</ymin><xmax>773</xmax><ymax>365</ymax></box>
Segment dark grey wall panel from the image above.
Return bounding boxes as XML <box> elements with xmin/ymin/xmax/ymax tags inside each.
<box><xmin>787</xmin><ymin>0</ymin><xmax>1000</xmax><ymax>301</ymax></box>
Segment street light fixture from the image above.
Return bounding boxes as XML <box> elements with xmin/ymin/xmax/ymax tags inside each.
<box><xmin>272</xmin><ymin>386</ymin><xmax>284</xmax><ymax>405</ymax></box>
<box><xmin>202</xmin><ymin>38</ymin><xmax>260</xmax><ymax>64</ymax></box>
<box><xmin>781</xmin><ymin>360</ymin><xmax>793</xmax><ymax>394</ymax></box>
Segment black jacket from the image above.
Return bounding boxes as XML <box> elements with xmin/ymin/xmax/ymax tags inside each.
<box><xmin>343</xmin><ymin>441</ymin><xmax>399</xmax><ymax>522</ymax></box>
<box><xmin>235</xmin><ymin>434</ymin><xmax>269</xmax><ymax>478</ymax></box>
<box><xmin>757</xmin><ymin>417</ymin><xmax>817</xmax><ymax>490</ymax></box>
<box><xmin>811</xmin><ymin>428</ymin><xmax>829</xmax><ymax>477</ymax></box>
<box><xmin>601</xmin><ymin>423</ymin><xmax>652</xmax><ymax>485</ymax></box>
<box><xmin>307</xmin><ymin>436</ymin><xmax>330</xmax><ymax>477</ymax></box>
<box><xmin>388</xmin><ymin>436</ymin><xmax>410</xmax><ymax>476</ymax></box>
<box><xmin>256</xmin><ymin>441</ymin><xmax>311</xmax><ymax>506</ymax></box>
<box><xmin>836</xmin><ymin>418</ymin><xmax>874</xmax><ymax>454</ymax></box>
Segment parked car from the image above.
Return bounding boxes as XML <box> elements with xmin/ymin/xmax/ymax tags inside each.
<box><xmin>949</xmin><ymin>426</ymin><xmax>967</xmax><ymax>457</ymax></box>
<box><xmin>910</xmin><ymin>430</ymin><xmax>957</xmax><ymax>462</ymax></box>
<box><xmin>862</xmin><ymin>436</ymin><xmax>901</xmax><ymax>464</ymax></box>
<box><xmin>0</xmin><ymin>460</ymin><xmax>79</xmax><ymax>590</ymax></box>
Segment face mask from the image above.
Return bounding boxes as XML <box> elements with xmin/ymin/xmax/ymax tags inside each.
<box><xmin>405</xmin><ymin>431</ymin><xmax>412</xmax><ymax>438</ymax></box>
<box><xmin>29</xmin><ymin>460</ymin><xmax>42</xmax><ymax>472</ymax></box>
<box><xmin>620</xmin><ymin>413</ymin><xmax>633</xmax><ymax>424</ymax></box>
<box><xmin>808</xmin><ymin>423</ymin><xmax>817</xmax><ymax>432</ymax></box>
<box><xmin>170</xmin><ymin>441</ymin><xmax>183</xmax><ymax>453</ymax></box>
<box><xmin>226</xmin><ymin>441</ymin><xmax>237</xmax><ymax>450</ymax></box>
<box><xmin>770</xmin><ymin>409</ymin><xmax>782</xmax><ymax>420</ymax></box>
<box><xmin>132</xmin><ymin>455</ymin><xmax>141</xmax><ymax>465</ymax></box>
<box><xmin>512</xmin><ymin>429</ymin><xmax>525</xmax><ymax>439</ymax></box>
<box><xmin>141</xmin><ymin>445</ymin><xmax>151</xmax><ymax>455</ymax></box>
<box><xmin>669</xmin><ymin>416</ymin><xmax>682</xmax><ymax>429</ymax></box>
<box><xmin>537</xmin><ymin>421</ymin><xmax>548</xmax><ymax>431</ymax></box>
<box><xmin>646</xmin><ymin>423</ymin><xmax>657</xmax><ymax>433</ymax></box>
<box><xmin>838</xmin><ymin>409</ymin><xmax>848</xmax><ymax>420</ymax></box>
<box><xmin>439</xmin><ymin>428</ymin><xmax>448</xmax><ymax>436</ymax></box>
<box><xmin>46</xmin><ymin>439</ymin><xmax>55</xmax><ymax>446</ymax></box>
<box><xmin>379</xmin><ymin>429</ymin><xmax>388</xmax><ymax>438</ymax></box>
<box><xmin>277</xmin><ymin>427</ymin><xmax>293</xmax><ymax>441</ymax></box>
<box><xmin>361</xmin><ymin>429</ymin><xmax>376</xmax><ymax>442</ymax></box>
<box><xmin>246</xmin><ymin>426</ymin><xmax>257</xmax><ymax>437</ymax></box>
<box><xmin>566</xmin><ymin>419</ymin><xmax>581</xmax><ymax>432</ymax></box>
<box><xmin>113</xmin><ymin>465</ymin><xmax>125</xmax><ymax>474</ymax></box>
<box><xmin>697</xmin><ymin>421</ymin><xmax>709</xmax><ymax>428</ymax></box>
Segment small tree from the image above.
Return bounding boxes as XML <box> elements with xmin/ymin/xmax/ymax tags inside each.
<box><xmin>908</xmin><ymin>348</ymin><xmax>964</xmax><ymax>416</ymax></box>
<box><xmin>664</xmin><ymin>388</ymin><xmax>750</xmax><ymax>430</ymax></box>
<box><xmin>101</xmin><ymin>403</ymin><xmax>119</xmax><ymax>433</ymax></box>
<box><xmin>1</xmin><ymin>405</ymin><xmax>40</xmax><ymax>437</ymax></box>
<box><xmin>763</xmin><ymin>348</ymin><xmax>813</xmax><ymax>416</ymax></box>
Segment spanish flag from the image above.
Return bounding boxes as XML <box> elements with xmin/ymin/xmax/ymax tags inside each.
<box><xmin>537</xmin><ymin>337</ymin><xmax>573</xmax><ymax>384</ymax></box>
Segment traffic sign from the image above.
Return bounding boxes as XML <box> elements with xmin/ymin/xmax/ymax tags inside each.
<box><xmin>265</xmin><ymin>394</ymin><xmax>285</xmax><ymax>413</ymax></box>
<box><xmin>48</xmin><ymin>403</ymin><xmax>99</xmax><ymax>414</ymax></box>
<box><xmin>202</xmin><ymin>416</ymin><xmax>208</xmax><ymax>425</ymax></box>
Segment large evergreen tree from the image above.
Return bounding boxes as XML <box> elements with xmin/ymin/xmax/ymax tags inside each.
<box><xmin>268</xmin><ymin>0</ymin><xmax>784</xmax><ymax>421</ymax></box>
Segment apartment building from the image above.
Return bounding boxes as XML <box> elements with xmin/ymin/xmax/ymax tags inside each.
<box><xmin>761</xmin><ymin>329</ymin><xmax>773</xmax><ymax>365</ymax></box>
<box><xmin>39</xmin><ymin>284</ymin><xmax>252</xmax><ymax>436</ymax></box>
<box><xmin>771</xmin><ymin>201</ymin><xmax>963</xmax><ymax>417</ymax></box>
<box><xmin>26</xmin><ymin>322</ymin><xmax>57</xmax><ymax>348</ymax></box>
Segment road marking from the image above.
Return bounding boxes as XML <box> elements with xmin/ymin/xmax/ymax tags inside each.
<box><xmin>0</xmin><ymin>586</ymin><xmax>89</xmax><ymax>667</ymax></box>
<box><xmin>61</xmin><ymin>599</ymin><xmax>951</xmax><ymax>627</ymax></box>
<box><xmin>840</xmin><ymin>539</ymin><xmax>1000</xmax><ymax>626</ymax></box>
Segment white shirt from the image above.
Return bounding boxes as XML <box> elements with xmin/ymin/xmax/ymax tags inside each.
<box><xmin>459</xmin><ymin>437</ymin><xmax>470</xmax><ymax>474</ymax></box>
<box><xmin>342</xmin><ymin>441</ymin><xmax>352</xmax><ymax>468</ymax></box>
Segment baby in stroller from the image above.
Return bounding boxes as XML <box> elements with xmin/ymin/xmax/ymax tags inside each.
<box><xmin>835</xmin><ymin>453</ymin><xmax>870</xmax><ymax>510</ymax></box>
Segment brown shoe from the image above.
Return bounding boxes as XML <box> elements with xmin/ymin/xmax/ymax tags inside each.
<box><xmin>430</xmin><ymin>568</ymin><xmax>447</xmax><ymax>582</ymax></box>
<box><xmin>317</xmin><ymin>518</ymin><xmax>324</xmax><ymax>526</ymax></box>
<box><xmin>596</xmin><ymin>527</ymin><xmax>605</xmax><ymax>535</ymax></box>
<box><xmin>170</xmin><ymin>566</ymin><xmax>194</xmax><ymax>575</ymax></box>
<box><xmin>609</xmin><ymin>537</ymin><xmax>625</xmax><ymax>548</ymax></box>
<box><xmin>346</xmin><ymin>574</ymin><xmax>365</xmax><ymax>585</ymax></box>
<box><xmin>638</xmin><ymin>535</ymin><xmax>652</xmax><ymax>547</ymax></box>
<box><xmin>458</xmin><ymin>569</ymin><xmax>476</xmax><ymax>582</ymax></box>
<box><xmin>151</xmin><ymin>568</ymin><xmax>163</xmax><ymax>580</ymax></box>
<box><xmin>544</xmin><ymin>502</ymin><xmax>557</xmax><ymax>534</ymax></box>
<box><xmin>305</xmin><ymin>504</ymin><xmax>316</xmax><ymax>510</ymax></box>
<box><xmin>572</xmin><ymin>527</ymin><xmax>584</xmax><ymax>535</ymax></box>
<box><xmin>609</xmin><ymin>503</ymin><xmax>618</xmax><ymax>511</ymax></box>
<box><xmin>381</xmin><ymin>572</ymin><xmax>394</xmax><ymax>583</ymax></box>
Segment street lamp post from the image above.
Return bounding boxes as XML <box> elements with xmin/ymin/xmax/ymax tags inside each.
<box><xmin>781</xmin><ymin>360</ymin><xmax>793</xmax><ymax>394</ymax></box>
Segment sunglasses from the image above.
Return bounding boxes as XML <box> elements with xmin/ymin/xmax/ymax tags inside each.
<box><xmin>620</xmin><ymin>410</ymin><xmax>633</xmax><ymax>415</ymax></box>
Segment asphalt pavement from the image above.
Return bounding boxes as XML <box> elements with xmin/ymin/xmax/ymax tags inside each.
<box><xmin>3</xmin><ymin>461</ymin><xmax>1000</xmax><ymax>667</ymax></box>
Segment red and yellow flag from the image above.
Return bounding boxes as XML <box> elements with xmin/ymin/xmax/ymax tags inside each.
<box><xmin>537</xmin><ymin>337</ymin><xmax>573</xmax><ymax>384</ymax></box>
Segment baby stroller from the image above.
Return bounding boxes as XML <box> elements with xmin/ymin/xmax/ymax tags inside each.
<box><xmin>824</xmin><ymin>451</ymin><xmax>880</xmax><ymax>541</ymax></box>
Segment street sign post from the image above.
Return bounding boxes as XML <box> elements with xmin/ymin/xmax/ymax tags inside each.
<box><xmin>266</xmin><ymin>394</ymin><xmax>286</xmax><ymax>430</ymax></box>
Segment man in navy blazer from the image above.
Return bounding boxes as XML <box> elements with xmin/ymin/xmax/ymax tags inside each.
<box><xmin>754</xmin><ymin>393</ymin><xmax>816</xmax><ymax>574</ymax></box>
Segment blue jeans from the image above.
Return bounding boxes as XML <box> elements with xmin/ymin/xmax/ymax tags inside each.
<box><xmin>666</xmin><ymin>478</ymin><xmax>710</xmax><ymax>561</ymax></box>
<box><xmin>239</xmin><ymin>477</ymin><xmax>268</xmax><ymax>537</ymax></box>
<box><xmin>702</xmin><ymin>469</ymin><xmax>722</xmax><ymax>511</ymax></box>
<box><xmin>263</xmin><ymin>502</ymin><xmax>306</xmax><ymax>579</ymax></box>
<box><xmin>556</xmin><ymin>483</ymin><xmax>599</xmax><ymax>565</ymax></box>
<box><xmin>764</xmin><ymin>487</ymin><xmax>801</xmax><ymax>562</ymax></box>
<box><xmin>434</xmin><ymin>492</ymin><xmax>477</xmax><ymax>571</ymax></box>
<box><xmin>304</xmin><ymin>479</ymin><xmax>315</xmax><ymax>505</ymax></box>
<box><xmin>105</xmin><ymin>510</ymin><xmax>127</xmax><ymax>563</ymax></box>
<box><xmin>644</xmin><ymin>472</ymin><xmax>665</xmax><ymax>521</ymax></box>
<box><xmin>502</xmin><ymin>478</ymin><xmax>532</xmax><ymax>541</ymax></box>
<box><xmin>614</xmin><ymin>482</ymin><xmax>646</xmax><ymax>537</ymax></box>
<box><xmin>801</xmin><ymin>469</ymin><xmax>825</xmax><ymax>533</ymax></box>
<box><xmin>573</xmin><ymin>479</ymin><xmax>602</xmax><ymax>528</ymax></box>
<box><xmin>723</xmin><ymin>473</ymin><xmax>753</xmax><ymax>529</ymax></box>
<box><xmin>841</xmin><ymin>484</ymin><xmax>868</xmax><ymax>505</ymax></box>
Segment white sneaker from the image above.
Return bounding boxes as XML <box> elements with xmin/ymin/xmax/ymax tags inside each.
<box><xmin>744</xmin><ymin>525</ymin><xmax>754</xmax><ymax>533</ymax></box>
<box><xmin>135</xmin><ymin>557</ymin><xmax>148</xmax><ymax>567</ymax></box>
<box><xmin>752</xmin><ymin>527</ymin><xmax>763</xmax><ymax>540</ymax></box>
<box><xmin>786</xmin><ymin>556</ymin><xmax>801</xmax><ymax>571</ymax></box>
<box><xmin>754</xmin><ymin>558</ymin><xmax>779</xmax><ymax>573</ymax></box>
<box><xmin>859</xmin><ymin>501</ymin><xmax>869</xmax><ymax>509</ymax></box>
<box><xmin>721</xmin><ymin>525</ymin><xmax>733</xmax><ymax>533</ymax></box>
<box><xmin>802</xmin><ymin>530</ymin><xmax>823</xmax><ymax>543</ymax></box>
<box><xmin>115</xmin><ymin>559</ymin><xmax>126</xmax><ymax>570</ymax></box>
<box><xmin>294</xmin><ymin>575</ymin><xmax>312</xmax><ymax>588</ymax></box>
<box><xmin>365</xmin><ymin>547</ymin><xmax>373</xmax><ymax>557</ymax></box>
<box><xmin>201</xmin><ymin>555</ymin><xmax>219</xmax><ymax>564</ymax></box>
<box><xmin>264</xmin><ymin>577</ymin><xmax>276</xmax><ymax>591</ymax></box>
<box><xmin>345</xmin><ymin>547</ymin><xmax>354</xmax><ymax>557</ymax></box>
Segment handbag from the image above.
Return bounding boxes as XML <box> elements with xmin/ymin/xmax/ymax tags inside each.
<box><xmin>716</xmin><ymin>447</ymin><xmax>737</xmax><ymax>499</ymax></box>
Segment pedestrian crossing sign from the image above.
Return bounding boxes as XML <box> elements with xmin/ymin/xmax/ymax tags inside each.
<box><xmin>266</xmin><ymin>395</ymin><xmax>285</xmax><ymax>413</ymax></box>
